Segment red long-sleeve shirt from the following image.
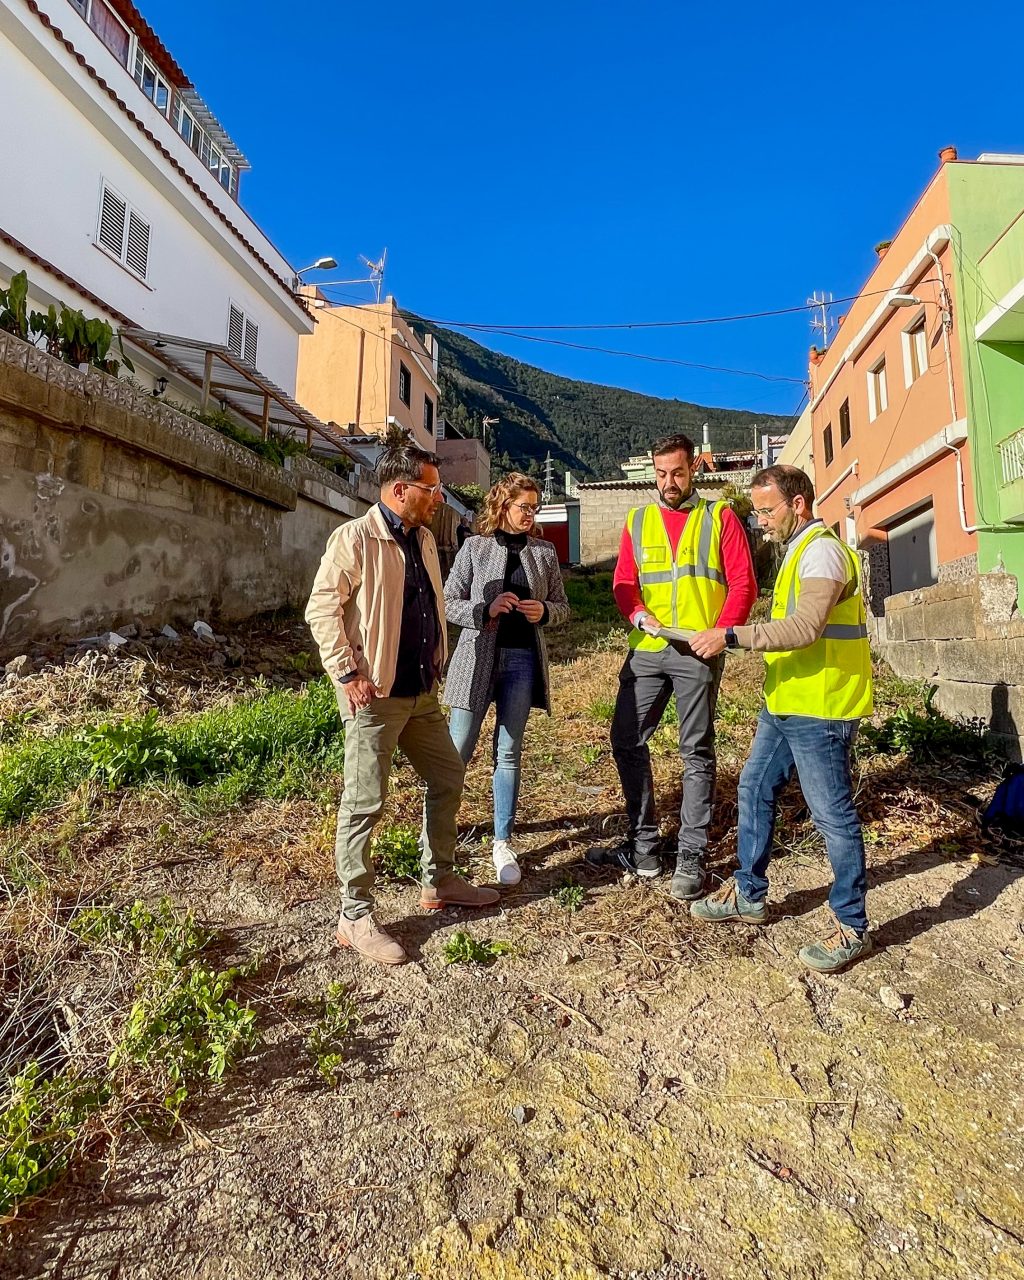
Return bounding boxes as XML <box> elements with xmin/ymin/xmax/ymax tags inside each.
<box><xmin>612</xmin><ymin>503</ymin><xmax>758</xmax><ymax>630</ymax></box>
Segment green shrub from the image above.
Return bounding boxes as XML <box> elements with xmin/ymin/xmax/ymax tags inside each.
<box><xmin>587</xmin><ymin>697</ymin><xmax>616</xmax><ymax>724</ymax></box>
<box><xmin>110</xmin><ymin>959</ymin><xmax>259</xmax><ymax>1121</ymax></box>
<box><xmin>0</xmin><ymin>1066</ymin><xmax>107</xmax><ymax>1220</ymax></box>
<box><xmin>441</xmin><ymin>931</ymin><xmax>512</xmax><ymax>965</ymax></box>
<box><xmin>306</xmin><ymin>981</ymin><xmax>360</xmax><ymax>1087</ymax></box>
<box><xmin>372</xmin><ymin>825</ymin><xmax>422</xmax><ymax>879</ymax></box>
<box><xmin>71</xmin><ymin>898</ymin><xmax>210</xmax><ymax>963</ymax></box>
<box><xmin>860</xmin><ymin>689</ymin><xmax>994</xmax><ymax>763</ymax></box>
<box><xmin>81</xmin><ymin>709</ymin><xmax>179</xmax><ymax>789</ymax></box>
<box><xmin>552</xmin><ymin>878</ymin><xmax>585</xmax><ymax>912</ymax></box>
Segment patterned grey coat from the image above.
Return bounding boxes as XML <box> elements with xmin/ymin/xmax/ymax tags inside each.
<box><xmin>443</xmin><ymin>534</ymin><xmax>571</xmax><ymax>714</ymax></box>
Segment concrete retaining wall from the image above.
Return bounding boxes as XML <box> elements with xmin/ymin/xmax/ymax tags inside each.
<box><xmin>882</xmin><ymin>573</ymin><xmax>1024</xmax><ymax>760</ymax></box>
<box><xmin>0</xmin><ymin>333</ymin><xmax>372</xmax><ymax>655</ymax></box>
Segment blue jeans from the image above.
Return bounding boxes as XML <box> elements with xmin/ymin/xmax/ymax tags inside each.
<box><xmin>449</xmin><ymin>647</ymin><xmax>536</xmax><ymax>841</ymax></box>
<box><xmin>736</xmin><ymin>709</ymin><xmax>868</xmax><ymax>933</ymax></box>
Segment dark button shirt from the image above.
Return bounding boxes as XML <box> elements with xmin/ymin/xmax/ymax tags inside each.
<box><xmin>378</xmin><ymin>502</ymin><xmax>440</xmax><ymax>697</ymax></box>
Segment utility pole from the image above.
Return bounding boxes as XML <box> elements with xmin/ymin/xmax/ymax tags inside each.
<box><xmin>542</xmin><ymin>452</ymin><xmax>555</xmax><ymax>504</ymax></box>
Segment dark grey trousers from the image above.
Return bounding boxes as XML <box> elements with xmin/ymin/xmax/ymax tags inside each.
<box><xmin>610</xmin><ymin>645</ymin><xmax>725</xmax><ymax>861</ymax></box>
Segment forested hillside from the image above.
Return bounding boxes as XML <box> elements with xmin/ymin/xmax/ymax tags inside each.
<box><xmin>409</xmin><ymin>317</ymin><xmax>795</xmax><ymax>482</ymax></box>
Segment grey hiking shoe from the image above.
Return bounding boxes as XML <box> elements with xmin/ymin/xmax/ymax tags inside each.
<box><xmin>799</xmin><ymin>911</ymin><xmax>873</xmax><ymax>973</ymax></box>
<box><xmin>585</xmin><ymin>841</ymin><xmax>662</xmax><ymax>879</ymax></box>
<box><xmin>690</xmin><ymin>876</ymin><xmax>767</xmax><ymax>924</ymax></box>
<box><xmin>670</xmin><ymin>855</ymin><xmax>706</xmax><ymax>901</ymax></box>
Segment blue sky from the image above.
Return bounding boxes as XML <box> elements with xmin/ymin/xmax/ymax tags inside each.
<box><xmin>146</xmin><ymin>0</ymin><xmax>1024</xmax><ymax>418</ymax></box>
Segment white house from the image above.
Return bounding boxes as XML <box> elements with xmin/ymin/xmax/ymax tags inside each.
<box><xmin>0</xmin><ymin>0</ymin><xmax>314</xmax><ymax>404</ymax></box>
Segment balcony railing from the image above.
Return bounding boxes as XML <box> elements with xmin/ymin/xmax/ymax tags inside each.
<box><xmin>999</xmin><ymin>426</ymin><xmax>1024</xmax><ymax>486</ymax></box>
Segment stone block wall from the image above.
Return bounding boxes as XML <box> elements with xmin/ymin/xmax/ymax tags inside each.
<box><xmin>0</xmin><ymin>333</ymin><xmax>373</xmax><ymax>655</ymax></box>
<box><xmin>579</xmin><ymin>483</ymin><xmax>658</xmax><ymax>566</ymax></box>
<box><xmin>882</xmin><ymin>573</ymin><xmax>1024</xmax><ymax>760</ymax></box>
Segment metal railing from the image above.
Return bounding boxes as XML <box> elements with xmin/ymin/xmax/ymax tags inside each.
<box><xmin>999</xmin><ymin>426</ymin><xmax>1024</xmax><ymax>485</ymax></box>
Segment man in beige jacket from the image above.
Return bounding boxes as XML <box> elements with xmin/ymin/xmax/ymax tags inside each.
<box><xmin>306</xmin><ymin>438</ymin><xmax>499</xmax><ymax>965</ymax></box>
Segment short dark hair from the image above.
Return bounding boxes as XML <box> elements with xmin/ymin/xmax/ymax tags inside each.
<box><xmin>751</xmin><ymin>464</ymin><xmax>815</xmax><ymax>507</ymax></box>
<box><xmin>375</xmin><ymin>438</ymin><xmax>439</xmax><ymax>488</ymax></box>
<box><xmin>652</xmin><ymin>433</ymin><xmax>695</xmax><ymax>462</ymax></box>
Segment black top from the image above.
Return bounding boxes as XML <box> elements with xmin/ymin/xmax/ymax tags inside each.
<box><xmin>495</xmin><ymin>529</ymin><xmax>536</xmax><ymax>651</ymax></box>
<box><xmin>378</xmin><ymin>502</ymin><xmax>440</xmax><ymax>696</ymax></box>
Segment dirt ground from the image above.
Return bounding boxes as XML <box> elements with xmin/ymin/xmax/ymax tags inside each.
<box><xmin>3</xmin><ymin>630</ymin><xmax>1024</xmax><ymax>1280</ymax></box>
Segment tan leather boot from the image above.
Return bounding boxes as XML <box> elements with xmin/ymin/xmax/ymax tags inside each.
<box><xmin>335</xmin><ymin>914</ymin><xmax>408</xmax><ymax>965</ymax></box>
<box><xmin>420</xmin><ymin>872</ymin><xmax>500</xmax><ymax>911</ymax></box>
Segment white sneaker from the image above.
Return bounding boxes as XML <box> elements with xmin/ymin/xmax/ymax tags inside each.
<box><xmin>491</xmin><ymin>839</ymin><xmax>522</xmax><ymax>886</ymax></box>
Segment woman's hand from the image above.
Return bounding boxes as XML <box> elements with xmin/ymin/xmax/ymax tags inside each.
<box><xmin>515</xmin><ymin>599</ymin><xmax>545</xmax><ymax>623</ymax></box>
<box><xmin>488</xmin><ymin>591</ymin><xmax>520</xmax><ymax>618</ymax></box>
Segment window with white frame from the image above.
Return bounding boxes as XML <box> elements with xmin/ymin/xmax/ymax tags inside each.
<box><xmin>867</xmin><ymin>357</ymin><xmax>888</xmax><ymax>421</ymax></box>
<box><xmin>902</xmin><ymin>315</ymin><xmax>928</xmax><ymax>386</ymax></box>
<box><xmin>96</xmin><ymin>182</ymin><xmax>150</xmax><ymax>280</ymax></box>
<box><xmin>227</xmin><ymin>304</ymin><xmax>259</xmax><ymax>365</ymax></box>
<box><xmin>133</xmin><ymin>47</ymin><xmax>171</xmax><ymax>116</ymax></box>
<box><xmin>176</xmin><ymin>103</ymin><xmax>236</xmax><ymax>194</ymax></box>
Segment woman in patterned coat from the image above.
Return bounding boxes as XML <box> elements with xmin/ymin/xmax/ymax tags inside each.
<box><xmin>444</xmin><ymin>473</ymin><xmax>571</xmax><ymax>885</ymax></box>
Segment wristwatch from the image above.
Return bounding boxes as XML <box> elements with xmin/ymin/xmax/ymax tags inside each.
<box><xmin>725</xmin><ymin>627</ymin><xmax>739</xmax><ymax>649</ymax></box>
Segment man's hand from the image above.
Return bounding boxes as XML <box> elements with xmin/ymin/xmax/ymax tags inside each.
<box><xmin>635</xmin><ymin>611</ymin><xmax>663</xmax><ymax>634</ymax></box>
<box><xmin>342</xmin><ymin>674</ymin><xmax>380</xmax><ymax>714</ymax></box>
<box><xmin>688</xmin><ymin>628</ymin><xmax>727</xmax><ymax>659</ymax></box>
<box><xmin>488</xmin><ymin>591</ymin><xmax>520</xmax><ymax>618</ymax></box>
<box><xmin>515</xmin><ymin>598</ymin><xmax>545</xmax><ymax>623</ymax></box>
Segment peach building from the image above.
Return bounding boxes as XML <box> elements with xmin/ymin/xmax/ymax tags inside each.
<box><xmin>809</xmin><ymin>150</ymin><xmax>1024</xmax><ymax>616</ymax></box>
<box><xmin>296</xmin><ymin>296</ymin><xmax>441</xmax><ymax>451</ymax></box>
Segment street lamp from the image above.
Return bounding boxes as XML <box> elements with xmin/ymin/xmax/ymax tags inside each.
<box><xmin>292</xmin><ymin>256</ymin><xmax>338</xmax><ymax>290</ymax></box>
<box><xmin>886</xmin><ymin>293</ymin><xmax>923</xmax><ymax>308</ymax></box>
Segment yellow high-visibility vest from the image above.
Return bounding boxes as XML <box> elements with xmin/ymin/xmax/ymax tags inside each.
<box><xmin>627</xmin><ymin>500</ymin><xmax>728</xmax><ymax>651</ymax></box>
<box><xmin>763</xmin><ymin>523</ymin><xmax>873</xmax><ymax>720</ymax></box>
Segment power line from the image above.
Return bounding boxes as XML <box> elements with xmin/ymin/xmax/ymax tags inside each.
<box><xmin>416</xmin><ymin>283</ymin><xmax>942</xmax><ymax>334</ymax></box>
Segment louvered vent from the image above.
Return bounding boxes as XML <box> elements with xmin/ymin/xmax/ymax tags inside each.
<box><xmin>243</xmin><ymin>319</ymin><xmax>258</xmax><ymax>365</ymax></box>
<box><xmin>98</xmin><ymin>186</ymin><xmax>126</xmax><ymax>258</ymax></box>
<box><xmin>125</xmin><ymin>211</ymin><xmax>150</xmax><ymax>279</ymax></box>
<box><xmin>227</xmin><ymin>305</ymin><xmax>244</xmax><ymax>356</ymax></box>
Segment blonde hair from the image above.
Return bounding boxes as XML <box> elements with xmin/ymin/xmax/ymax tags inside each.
<box><xmin>477</xmin><ymin>472</ymin><xmax>544</xmax><ymax>538</ymax></box>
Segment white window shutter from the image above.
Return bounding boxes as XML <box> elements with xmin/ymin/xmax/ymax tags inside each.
<box><xmin>228</xmin><ymin>305</ymin><xmax>244</xmax><ymax>356</ymax></box>
<box><xmin>98</xmin><ymin>185</ymin><xmax>127</xmax><ymax>258</ymax></box>
<box><xmin>243</xmin><ymin>319</ymin><xmax>258</xmax><ymax>366</ymax></box>
<box><xmin>125</xmin><ymin>210</ymin><xmax>150</xmax><ymax>279</ymax></box>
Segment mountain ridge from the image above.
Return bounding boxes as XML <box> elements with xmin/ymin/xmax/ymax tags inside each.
<box><xmin>409</xmin><ymin>316</ymin><xmax>796</xmax><ymax>483</ymax></box>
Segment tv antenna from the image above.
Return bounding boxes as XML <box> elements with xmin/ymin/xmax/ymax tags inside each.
<box><xmin>808</xmin><ymin>290</ymin><xmax>834</xmax><ymax>347</ymax></box>
<box><xmin>481</xmin><ymin>415</ymin><xmax>498</xmax><ymax>448</ymax></box>
<box><xmin>359</xmin><ymin>249</ymin><xmax>387</xmax><ymax>303</ymax></box>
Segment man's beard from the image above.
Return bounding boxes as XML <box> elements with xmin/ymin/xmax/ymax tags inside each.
<box><xmin>658</xmin><ymin>485</ymin><xmax>690</xmax><ymax>510</ymax></box>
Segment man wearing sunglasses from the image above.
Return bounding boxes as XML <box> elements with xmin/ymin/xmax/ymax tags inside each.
<box><xmin>687</xmin><ymin>465</ymin><xmax>873</xmax><ymax>973</ymax></box>
<box><xmin>306</xmin><ymin>437</ymin><xmax>499</xmax><ymax>967</ymax></box>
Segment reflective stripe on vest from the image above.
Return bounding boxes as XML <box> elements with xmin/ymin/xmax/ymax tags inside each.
<box><xmin>627</xmin><ymin>500</ymin><xmax>728</xmax><ymax>651</ymax></box>
<box><xmin>763</xmin><ymin>524</ymin><xmax>873</xmax><ymax>720</ymax></box>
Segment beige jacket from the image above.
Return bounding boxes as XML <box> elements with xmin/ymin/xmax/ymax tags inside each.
<box><xmin>305</xmin><ymin>504</ymin><xmax>448</xmax><ymax>697</ymax></box>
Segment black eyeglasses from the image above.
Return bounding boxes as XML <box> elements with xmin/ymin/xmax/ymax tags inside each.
<box><xmin>510</xmin><ymin>501</ymin><xmax>540</xmax><ymax>516</ymax></box>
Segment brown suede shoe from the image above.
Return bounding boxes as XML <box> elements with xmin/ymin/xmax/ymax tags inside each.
<box><xmin>335</xmin><ymin>914</ymin><xmax>408</xmax><ymax>966</ymax></box>
<box><xmin>420</xmin><ymin>872</ymin><xmax>501</xmax><ymax>911</ymax></box>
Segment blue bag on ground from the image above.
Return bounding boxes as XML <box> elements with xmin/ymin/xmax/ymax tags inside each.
<box><xmin>981</xmin><ymin>763</ymin><xmax>1024</xmax><ymax>836</ymax></box>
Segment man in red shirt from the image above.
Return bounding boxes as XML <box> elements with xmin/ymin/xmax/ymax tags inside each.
<box><xmin>587</xmin><ymin>434</ymin><xmax>757</xmax><ymax>899</ymax></box>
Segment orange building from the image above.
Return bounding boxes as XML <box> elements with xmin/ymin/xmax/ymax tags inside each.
<box><xmin>296</xmin><ymin>295</ymin><xmax>441</xmax><ymax>451</ymax></box>
<box><xmin>810</xmin><ymin>150</ymin><xmax>1024</xmax><ymax>618</ymax></box>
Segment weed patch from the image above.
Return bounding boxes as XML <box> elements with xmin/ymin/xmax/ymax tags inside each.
<box><xmin>306</xmin><ymin>982</ymin><xmax>361</xmax><ymax>1087</ymax></box>
<box><xmin>372</xmin><ymin>825</ymin><xmax>422</xmax><ymax>879</ymax></box>
<box><xmin>552</xmin><ymin>878</ymin><xmax>585</xmax><ymax>912</ymax></box>
<box><xmin>441</xmin><ymin>931</ymin><xmax>512</xmax><ymax>965</ymax></box>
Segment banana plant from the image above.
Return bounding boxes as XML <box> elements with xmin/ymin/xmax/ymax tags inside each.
<box><xmin>0</xmin><ymin>270</ymin><xmax>30</xmax><ymax>340</ymax></box>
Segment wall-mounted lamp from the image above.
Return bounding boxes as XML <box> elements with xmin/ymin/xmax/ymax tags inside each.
<box><xmin>292</xmin><ymin>256</ymin><xmax>338</xmax><ymax>291</ymax></box>
<box><xmin>153</xmin><ymin>376</ymin><xmax>168</xmax><ymax>397</ymax></box>
<box><xmin>886</xmin><ymin>293</ymin><xmax>923</xmax><ymax>308</ymax></box>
